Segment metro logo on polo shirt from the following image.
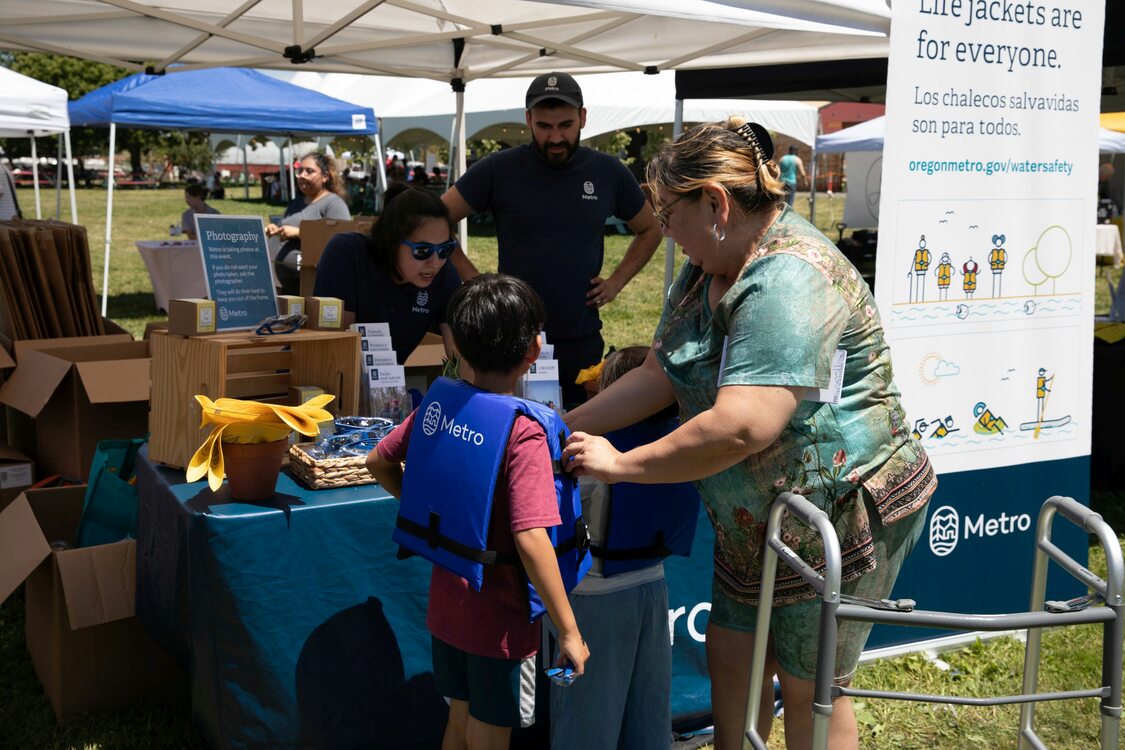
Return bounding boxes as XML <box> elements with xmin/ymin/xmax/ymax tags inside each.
<box><xmin>412</xmin><ymin>289</ymin><xmax>431</xmax><ymax>314</ymax></box>
<box><xmin>581</xmin><ymin>180</ymin><xmax>598</xmax><ymax>200</ymax></box>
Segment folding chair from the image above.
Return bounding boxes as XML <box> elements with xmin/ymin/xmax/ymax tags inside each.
<box><xmin>744</xmin><ymin>493</ymin><xmax>1123</xmax><ymax>750</ymax></box>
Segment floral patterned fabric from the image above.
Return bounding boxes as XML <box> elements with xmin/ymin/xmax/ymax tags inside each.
<box><xmin>653</xmin><ymin>206</ymin><xmax>936</xmax><ymax>606</ymax></box>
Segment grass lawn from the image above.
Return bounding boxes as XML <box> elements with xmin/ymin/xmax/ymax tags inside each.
<box><xmin>2</xmin><ymin>186</ymin><xmax>1122</xmax><ymax>748</ymax></box>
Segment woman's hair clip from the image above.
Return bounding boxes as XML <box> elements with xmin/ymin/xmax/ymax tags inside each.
<box><xmin>733</xmin><ymin>122</ymin><xmax>775</xmax><ymax>164</ymax></box>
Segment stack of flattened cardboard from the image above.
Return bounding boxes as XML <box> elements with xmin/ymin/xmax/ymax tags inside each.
<box><xmin>0</xmin><ymin>220</ymin><xmax>105</xmax><ymax>340</ymax></box>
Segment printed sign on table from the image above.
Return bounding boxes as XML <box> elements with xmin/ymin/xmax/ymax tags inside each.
<box><xmin>196</xmin><ymin>215</ymin><xmax>278</xmax><ymax>331</ymax></box>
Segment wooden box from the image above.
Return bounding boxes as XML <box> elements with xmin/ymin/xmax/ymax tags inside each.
<box><xmin>148</xmin><ymin>329</ymin><xmax>360</xmax><ymax>469</ymax></box>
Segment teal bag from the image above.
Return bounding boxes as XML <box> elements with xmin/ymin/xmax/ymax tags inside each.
<box><xmin>76</xmin><ymin>437</ymin><xmax>147</xmax><ymax>548</ymax></box>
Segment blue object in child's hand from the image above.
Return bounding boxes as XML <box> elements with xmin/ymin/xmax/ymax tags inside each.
<box><xmin>545</xmin><ymin>666</ymin><xmax>577</xmax><ymax>687</ymax></box>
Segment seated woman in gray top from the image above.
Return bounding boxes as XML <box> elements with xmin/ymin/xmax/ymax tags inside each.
<box><xmin>265</xmin><ymin>152</ymin><xmax>350</xmax><ymax>293</ymax></box>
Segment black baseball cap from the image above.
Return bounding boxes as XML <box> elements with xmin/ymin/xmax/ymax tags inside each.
<box><xmin>525</xmin><ymin>72</ymin><xmax>583</xmax><ymax>110</ymax></box>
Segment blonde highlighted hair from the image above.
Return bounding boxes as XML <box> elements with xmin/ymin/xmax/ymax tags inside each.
<box><xmin>645</xmin><ymin>117</ymin><xmax>786</xmax><ymax>216</ymax></box>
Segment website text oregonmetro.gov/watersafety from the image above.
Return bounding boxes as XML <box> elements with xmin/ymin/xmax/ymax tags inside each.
<box><xmin>907</xmin><ymin>157</ymin><xmax>1073</xmax><ymax>176</ymax></box>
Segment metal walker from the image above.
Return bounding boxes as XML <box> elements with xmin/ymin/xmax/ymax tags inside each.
<box><xmin>743</xmin><ymin>493</ymin><xmax>1124</xmax><ymax>750</ymax></box>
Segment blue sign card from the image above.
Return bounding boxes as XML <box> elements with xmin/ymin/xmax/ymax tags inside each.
<box><xmin>195</xmin><ymin>215</ymin><xmax>279</xmax><ymax>330</ymax></box>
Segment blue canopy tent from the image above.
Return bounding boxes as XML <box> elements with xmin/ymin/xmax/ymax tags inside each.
<box><xmin>68</xmin><ymin>67</ymin><xmax>378</xmax><ymax>315</ymax></box>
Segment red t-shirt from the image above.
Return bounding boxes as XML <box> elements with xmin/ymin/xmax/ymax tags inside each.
<box><xmin>377</xmin><ymin>407</ymin><xmax>561</xmax><ymax>659</ymax></box>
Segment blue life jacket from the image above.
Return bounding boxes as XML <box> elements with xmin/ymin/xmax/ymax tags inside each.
<box><xmin>394</xmin><ymin>377</ymin><xmax>590</xmax><ymax>621</ymax></box>
<box><xmin>595</xmin><ymin>417</ymin><xmax>701</xmax><ymax>577</ymax></box>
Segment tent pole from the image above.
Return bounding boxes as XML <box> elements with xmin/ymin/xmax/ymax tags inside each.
<box><xmin>64</xmin><ymin>131</ymin><xmax>77</xmax><ymax>223</ymax></box>
<box><xmin>287</xmin><ymin>138</ymin><xmax>296</xmax><ymax>200</ymax></box>
<box><xmin>454</xmin><ymin>86</ymin><xmax>467</xmax><ymax>254</ymax></box>
<box><xmin>55</xmin><ymin>135</ymin><xmax>63</xmax><ymax>219</ymax></box>
<box><xmin>665</xmin><ymin>99</ymin><xmax>685</xmax><ymax>292</ymax></box>
<box><xmin>809</xmin><ymin>146</ymin><xmax>818</xmax><ymax>224</ymax></box>
<box><xmin>373</xmin><ymin>133</ymin><xmax>387</xmax><ymax>212</ymax></box>
<box><xmin>242</xmin><ymin>136</ymin><xmax>250</xmax><ymax>201</ymax></box>
<box><xmin>101</xmin><ymin>123</ymin><xmax>117</xmax><ymax>317</ymax></box>
<box><xmin>278</xmin><ymin>139</ymin><xmax>287</xmax><ymax>204</ymax></box>
<box><xmin>30</xmin><ymin>137</ymin><xmax>41</xmax><ymax>219</ymax></box>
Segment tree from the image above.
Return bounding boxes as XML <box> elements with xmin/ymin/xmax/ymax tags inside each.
<box><xmin>2</xmin><ymin>52</ymin><xmax>166</xmax><ymax>176</ymax></box>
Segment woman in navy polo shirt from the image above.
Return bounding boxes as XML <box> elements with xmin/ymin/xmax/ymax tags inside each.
<box><xmin>314</xmin><ymin>185</ymin><xmax>461</xmax><ymax>363</ymax></box>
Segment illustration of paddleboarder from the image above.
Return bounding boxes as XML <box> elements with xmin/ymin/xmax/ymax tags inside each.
<box><xmin>1019</xmin><ymin>367</ymin><xmax>1071</xmax><ymax>438</ymax></box>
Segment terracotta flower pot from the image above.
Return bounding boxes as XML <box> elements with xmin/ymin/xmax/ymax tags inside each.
<box><xmin>221</xmin><ymin>438</ymin><xmax>288</xmax><ymax>501</ymax></box>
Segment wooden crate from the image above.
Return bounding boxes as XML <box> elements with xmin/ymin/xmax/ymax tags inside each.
<box><xmin>148</xmin><ymin>329</ymin><xmax>360</xmax><ymax>469</ymax></box>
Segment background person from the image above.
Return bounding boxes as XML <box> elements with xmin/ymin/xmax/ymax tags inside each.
<box><xmin>0</xmin><ymin>152</ymin><xmax>21</xmax><ymax>221</ymax></box>
<box><xmin>778</xmin><ymin>145</ymin><xmax>807</xmax><ymax>207</ymax></box>
<box><xmin>563</xmin><ymin>118</ymin><xmax>936</xmax><ymax>750</ymax></box>
<box><xmin>180</xmin><ymin>183</ymin><xmax>219</xmax><ymax>240</ymax></box>
<box><xmin>314</xmin><ymin>184</ymin><xmax>461</xmax><ymax>364</ymax></box>
<box><xmin>366</xmin><ymin>274</ymin><xmax>589</xmax><ymax>750</ymax></box>
<box><xmin>265</xmin><ymin>152</ymin><xmax>350</xmax><ymax>294</ymax></box>
<box><xmin>441</xmin><ymin>72</ymin><xmax>663</xmax><ymax>409</ymax></box>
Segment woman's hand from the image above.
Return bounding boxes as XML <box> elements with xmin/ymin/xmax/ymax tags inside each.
<box><xmin>556</xmin><ymin>629</ymin><xmax>590</xmax><ymax>677</ymax></box>
<box><xmin>564</xmin><ymin>432</ymin><xmax>623</xmax><ymax>482</ymax></box>
<box><xmin>265</xmin><ymin>223</ymin><xmax>298</xmax><ymax>240</ymax></box>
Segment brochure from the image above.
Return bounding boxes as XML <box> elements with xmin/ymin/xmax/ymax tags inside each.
<box><xmin>366</xmin><ymin>364</ymin><xmax>410</xmax><ymax>423</ymax></box>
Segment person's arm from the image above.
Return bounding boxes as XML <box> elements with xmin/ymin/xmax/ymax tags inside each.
<box><xmin>565</xmin><ymin>383</ymin><xmax>801</xmax><ymax>485</ymax></box>
<box><xmin>587</xmin><ymin>200</ymin><xmax>662</xmax><ymax>308</ymax></box>
<box><xmin>564</xmin><ymin>349</ymin><xmax>675</xmax><ymax>435</ymax></box>
<box><xmin>441</xmin><ymin>187</ymin><xmax>481</xmax><ymax>281</ymax></box>
<box><xmin>366</xmin><ymin>449</ymin><xmax>404</xmax><ymax>498</ymax></box>
<box><xmin>513</xmin><ymin>527</ymin><xmax>589</xmax><ymax>675</ymax></box>
<box><xmin>797</xmin><ymin>157</ymin><xmax>808</xmax><ymax>181</ymax></box>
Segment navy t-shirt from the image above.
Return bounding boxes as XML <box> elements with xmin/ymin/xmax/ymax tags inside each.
<box><xmin>313</xmin><ymin>232</ymin><xmax>461</xmax><ymax>364</ymax></box>
<box><xmin>454</xmin><ymin>145</ymin><xmax>645</xmax><ymax>339</ymax></box>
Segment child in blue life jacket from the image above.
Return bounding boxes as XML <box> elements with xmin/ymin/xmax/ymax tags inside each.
<box><xmin>366</xmin><ymin>273</ymin><xmax>589</xmax><ymax>750</ymax></box>
<box><xmin>551</xmin><ymin>346</ymin><xmax>701</xmax><ymax>750</ymax></box>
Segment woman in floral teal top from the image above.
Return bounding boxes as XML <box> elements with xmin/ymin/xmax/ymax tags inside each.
<box><xmin>564</xmin><ymin>120</ymin><xmax>936</xmax><ymax>750</ymax></box>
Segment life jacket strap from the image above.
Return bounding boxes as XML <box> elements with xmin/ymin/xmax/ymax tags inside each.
<box><xmin>590</xmin><ymin>530</ymin><xmax>671</xmax><ymax>562</ymax></box>
<box><xmin>395</xmin><ymin>513</ymin><xmax>518</xmax><ymax>566</ymax></box>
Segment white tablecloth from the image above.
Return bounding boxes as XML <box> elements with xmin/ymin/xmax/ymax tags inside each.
<box><xmin>134</xmin><ymin>240</ymin><xmax>209</xmax><ymax>312</ymax></box>
<box><xmin>1095</xmin><ymin>224</ymin><xmax>1123</xmax><ymax>267</ymax></box>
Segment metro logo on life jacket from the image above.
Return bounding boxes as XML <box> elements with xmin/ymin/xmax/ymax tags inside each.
<box><xmin>420</xmin><ymin>399</ymin><xmax>485</xmax><ymax>445</ymax></box>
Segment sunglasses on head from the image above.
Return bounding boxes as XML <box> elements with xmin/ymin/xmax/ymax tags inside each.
<box><xmin>402</xmin><ymin>238</ymin><xmax>458</xmax><ymax>261</ymax></box>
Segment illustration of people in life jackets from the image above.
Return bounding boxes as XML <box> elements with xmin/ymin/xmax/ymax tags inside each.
<box><xmin>989</xmin><ymin>234</ymin><xmax>1007</xmax><ymax>297</ymax></box>
<box><xmin>961</xmin><ymin>258</ymin><xmax>980</xmax><ymax>299</ymax></box>
<box><xmin>973</xmin><ymin>401</ymin><xmax>1008</xmax><ymax>434</ymax></box>
<box><xmin>934</xmin><ymin>252</ymin><xmax>953</xmax><ymax>301</ymax></box>
<box><xmin>930</xmin><ymin>415</ymin><xmax>959</xmax><ymax>438</ymax></box>
<box><xmin>908</xmin><ymin>235</ymin><xmax>931</xmax><ymax>302</ymax></box>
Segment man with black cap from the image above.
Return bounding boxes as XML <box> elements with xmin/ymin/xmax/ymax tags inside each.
<box><xmin>442</xmin><ymin>72</ymin><xmax>662</xmax><ymax>408</ymax></box>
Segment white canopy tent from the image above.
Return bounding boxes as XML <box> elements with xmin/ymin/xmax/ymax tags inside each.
<box><xmin>0</xmin><ymin>67</ymin><xmax>77</xmax><ymax>223</ymax></box>
<box><xmin>269</xmin><ymin>69</ymin><xmax>822</xmax><ymax>147</ymax></box>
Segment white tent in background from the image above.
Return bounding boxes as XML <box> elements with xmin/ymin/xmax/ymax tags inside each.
<box><xmin>268</xmin><ymin>70</ymin><xmax>822</xmax><ymax>148</ymax></box>
<box><xmin>0</xmin><ymin>67</ymin><xmax>77</xmax><ymax>223</ymax></box>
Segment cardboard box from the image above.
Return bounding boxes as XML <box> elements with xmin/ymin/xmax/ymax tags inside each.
<box><xmin>0</xmin><ymin>442</ymin><xmax>33</xmax><ymax>512</ymax></box>
<box><xmin>167</xmin><ymin>299</ymin><xmax>216</xmax><ymax>337</ymax></box>
<box><xmin>0</xmin><ymin>486</ymin><xmax>180</xmax><ymax>721</ymax></box>
<box><xmin>0</xmin><ymin>338</ymin><xmax>150</xmax><ymax>481</ymax></box>
<box><xmin>297</xmin><ymin>217</ymin><xmax>375</xmax><ymax>296</ymax></box>
<box><xmin>276</xmin><ymin>295</ymin><xmax>305</xmax><ymax>317</ymax></box>
<box><xmin>404</xmin><ymin>331</ymin><xmax>446</xmax><ymax>368</ymax></box>
<box><xmin>305</xmin><ymin>297</ymin><xmax>344</xmax><ymax>330</ymax></box>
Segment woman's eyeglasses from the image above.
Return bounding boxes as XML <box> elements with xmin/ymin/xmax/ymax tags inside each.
<box><xmin>254</xmin><ymin>313</ymin><xmax>307</xmax><ymax>335</ymax></box>
<box><xmin>653</xmin><ymin>193</ymin><xmax>687</xmax><ymax>230</ymax></box>
<box><xmin>402</xmin><ymin>239</ymin><xmax>458</xmax><ymax>261</ymax></box>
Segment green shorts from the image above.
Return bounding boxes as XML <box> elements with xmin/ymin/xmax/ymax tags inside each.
<box><xmin>431</xmin><ymin>636</ymin><xmax>537</xmax><ymax>729</ymax></box>
<box><xmin>710</xmin><ymin>497</ymin><xmax>927</xmax><ymax>684</ymax></box>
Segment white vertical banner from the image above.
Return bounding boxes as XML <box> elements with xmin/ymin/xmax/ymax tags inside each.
<box><xmin>877</xmin><ymin>0</ymin><xmax>1105</xmax><ymax>476</ymax></box>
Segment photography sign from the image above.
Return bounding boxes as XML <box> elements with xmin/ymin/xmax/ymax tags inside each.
<box><xmin>195</xmin><ymin>215</ymin><xmax>279</xmax><ymax>331</ymax></box>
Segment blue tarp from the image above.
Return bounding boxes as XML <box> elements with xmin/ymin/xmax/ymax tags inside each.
<box><xmin>68</xmin><ymin>67</ymin><xmax>377</xmax><ymax>136</ymax></box>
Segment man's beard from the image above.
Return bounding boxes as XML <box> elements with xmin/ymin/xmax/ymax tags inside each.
<box><xmin>533</xmin><ymin>135</ymin><xmax>579</xmax><ymax>165</ymax></box>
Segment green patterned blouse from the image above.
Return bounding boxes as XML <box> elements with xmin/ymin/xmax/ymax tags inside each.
<box><xmin>653</xmin><ymin>206</ymin><xmax>935</xmax><ymax>606</ymax></box>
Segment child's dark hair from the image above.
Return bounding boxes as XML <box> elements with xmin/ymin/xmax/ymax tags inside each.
<box><xmin>185</xmin><ymin>183</ymin><xmax>209</xmax><ymax>201</ymax></box>
<box><xmin>448</xmin><ymin>274</ymin><xmax>544</xmax><ymax>374</ymax></box>
<box><xmin>369</xmin><ymin>186</ymin><xmax>454</xmax><ymax>282</ymax></box>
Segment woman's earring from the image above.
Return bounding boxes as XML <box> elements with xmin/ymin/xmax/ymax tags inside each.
<box><xmin>711</xmin><ymin>223</ymin><xmax>727</xmax><ymax>242</ymax></box>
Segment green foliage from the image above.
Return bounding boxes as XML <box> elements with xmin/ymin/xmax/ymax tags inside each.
<box><xmin>595</xmin><ymin>130</ymin><xmax>634</xmax><ymax>164</ymax></box>
<box><xmin>156</xmin><ymin>132</ymin><xmax>218</xmax><ymax>182</ymax></box>
<box><xmin>468</xmin><ymin>138</ymin><xmax>505</xmax><ymax>159</ymax></box>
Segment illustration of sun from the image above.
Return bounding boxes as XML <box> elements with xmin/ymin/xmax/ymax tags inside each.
<box><xmin>919</xmin><ymin>352</ymin><xmax>942</xmax><ymax>385</ymax></box>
